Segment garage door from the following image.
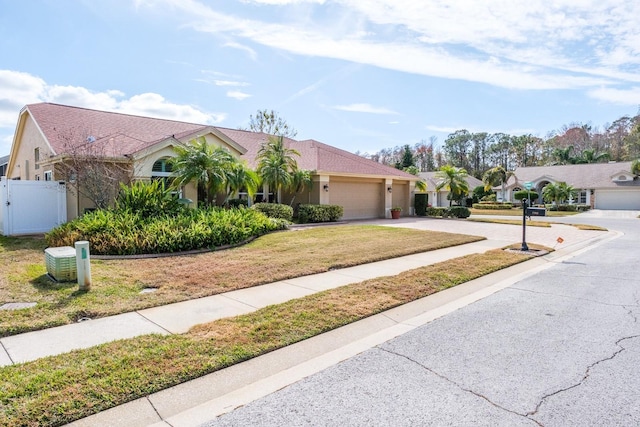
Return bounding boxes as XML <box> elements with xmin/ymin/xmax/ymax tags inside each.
<box><xmin>330</xmin><ymin>181</ymin><xmax>383</xmax><ymax>219</ymax></box>
<box><xmin>594</xmin><ymin>190</ymin><xmax>640</xmax><ymax>210</ymax></box>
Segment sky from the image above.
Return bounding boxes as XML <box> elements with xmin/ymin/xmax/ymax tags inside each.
<box><xmin>1</xmin><ymin>0</ymin><xmax>639</xmax><ymax>157</ymax></box>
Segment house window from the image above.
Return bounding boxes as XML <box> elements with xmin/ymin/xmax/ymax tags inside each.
<box><xmin>34</xmin><ymin>148</ymin><xmax>40</xmax><ymax>170</ymax></box>
<box><xmin>577</xmin><ymin>190</ymin><xmax>587</xmax><ymax>204</ymax></box>
<box><xmin>44</xmin><ymin>170</ymin><xmax>53</xmax><ymax>181</ymax></box>
<box><xmin>151</xmin><ymin>158</ymin><xmax>180</xmax><ymax>197</ymax></box>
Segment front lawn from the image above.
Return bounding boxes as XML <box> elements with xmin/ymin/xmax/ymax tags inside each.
<box><xmin>0</xmin><ymin>226</ymin><xmax>483</xmax><ymax>337</ymax></box>
<box><xmin>0</xmin><ymin>248</ymin><xmax>532</xmax><ymax>427</ymax></box>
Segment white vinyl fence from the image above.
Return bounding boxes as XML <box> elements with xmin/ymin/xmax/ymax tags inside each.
<box><xmin>0</xmin><ymin>177</ymin><xmax>67</xmax><ymax>235</ymax></box>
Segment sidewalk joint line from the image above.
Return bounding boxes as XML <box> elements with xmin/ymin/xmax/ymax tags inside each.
<box><xmin>0</xmin><ymin>340</ymin><xmax>15</xmax><ymax>365</ymax></box>
<box><xmin>146</xmin><ymin>396</ymin><xmax>174</xmax><ymax>427</ymax></box>
<box><xmin>218</xmin><ymin>293</ymin><xmax>259</xmax><ymax>309</ymax></box>
<box><xmin>135</xmin><ymin>312</ymin><xmax>175</xmax><ymax>335</ymax></box>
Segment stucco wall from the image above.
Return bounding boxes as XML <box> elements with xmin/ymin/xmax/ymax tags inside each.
<box><xmin>8</xmin><ymin>113</ymin><xmax>53</xmax><ymax>181</ymax></box>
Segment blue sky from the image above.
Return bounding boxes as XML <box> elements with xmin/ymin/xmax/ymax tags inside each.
<box><xmin>1</xmin><ymin>0</ymin><xmax>639</xmax><ymax>157</ymax></box>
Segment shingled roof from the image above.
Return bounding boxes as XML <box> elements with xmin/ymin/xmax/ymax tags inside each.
<box><xmin>509</xmin><ymin>163</ymin><xmax>640</xmax><ymax>189</ymax></box>
<box><xmin>21</xmin><ymin>103</ymin><xmax>415</xmax><ymax>179</ymax></box>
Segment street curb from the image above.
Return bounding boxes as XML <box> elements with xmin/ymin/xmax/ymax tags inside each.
<box><xmin>67</xmin><ymin>231</ymin><xmax>618</xmax><ymax>427</ymax></box>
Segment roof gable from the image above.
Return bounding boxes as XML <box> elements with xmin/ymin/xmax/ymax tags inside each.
<box><xmin>511</xmin><ymin>163</ymin><xmax>639</xmax><ymax>189</ymax></box>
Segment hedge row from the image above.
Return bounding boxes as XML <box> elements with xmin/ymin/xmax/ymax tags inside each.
<box><xmin>472</xmin><ymin>202</ymin><xmax>514</xmax><ymax>210</ymax></box>
<box><xmin>45</xmin><ymin>207</ymin><xmax>287</xmax><ymax>255</ymax></box>
<box><xmin>251</xmin><ymin>203</ymin><xmax>294</xmax><ymax>221</ymax></box>
<box><xmin>297</xmin><ymin>204</ymin><xmax>344</xmax><ymax>223</ymax></box>
<box><xmin>426</xmin><ymin>206</ymin><xmax>471</xmax><ymax>218</ymax></box>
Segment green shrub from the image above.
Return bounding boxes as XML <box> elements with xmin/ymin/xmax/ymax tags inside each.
<box><xmin>46</xmin><ymin>207</ymin><xmax>287</xmax><ymax>255</ymax></box>
<box><xmin>415</xmin><ymin>194</ymin><xmax>429</xmax><ymax>216</ymax></box>
<box><xmin>115</xmin><ymin>180</ymin><xmax>184</xmax><ymax>218</ymax></box>
<box><xmin>297</xmin><ymin>204</ymin><xmax>344</xmax><ymax>223</ymax></box>
<box><xmin>426</xmin><ymin>207</ymin><xmax>448</xmax><ymax>217</ymax></box>
<box><xmin>473</xmin><ymin>186</ymin><xmax>493</xmax><ymax>203</ymax></box>
<box><xmin>472</xmin><ymin>202</ymin><xmax>513</xmax><ymax>210</ymax></box>
<box><xmin>447</xmin><ymin>206</ymin><xmax>471</xmax><ymax>218</ymax></box>
<box><xmin>513</xmin><ymin>190</ymin><xmax>539</xmax><ymax>201</ymax></box>
<box><xmin>227</xmin><ymin>198</ymin><xmax>249</xmax><ymax>208</ymax></box>
<box><xmin>252</xmin><ymin>203</ymin><xmax>293</xmax><ymax>221</ymax></box>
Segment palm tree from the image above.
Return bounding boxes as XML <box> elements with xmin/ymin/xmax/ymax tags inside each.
<box><xmin>256</xmin><ymin>135</ymin><xmax>300</xmax><ymax>203</ymax></box>
<box><xmin>435</xmin><ymin>165</ymin><xmax>469</xmax><ymax>206</ymax></box>
<box><xmin>575</xmin><ymin>149</ymin><xmax>610</xmax><ymax>164</ymax></box>
<box><xmin>289</xmin><ymin>169</ymin><xmax>314</xmax><ymax>206</ymax></box>
<box><xmin>171</xmin><ymin>136</ymin><xmax>236</xmax><ymax>206</ymax></box>
<box><xmin>223</xmin><ymin>161</ymin><xmax>261</xmax><ymax>205</ymax></box>
<box><xmin>482</xmin><ymin>166</ymin><xmax>513</xmax><ymax>202</ymax></box>
<box><xmin>551</xmin><ymin>146</ymin><xmax>578</xmax><ymax>165</ymax></box>
<box><xmin>557</xmin><ymin>182</ymin><xmax>578</xmax><ymax>204</ymax></box>
<box><xmin>542</xmin><ymin>182</ymin><xmax>561</xmax><ymax>205</ymax></box>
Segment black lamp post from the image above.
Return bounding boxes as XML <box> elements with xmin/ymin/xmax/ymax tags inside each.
<box><xmin>521</xmin><ymin>199</ymin><xmax>529</xmax><ymax>251</ymax></box>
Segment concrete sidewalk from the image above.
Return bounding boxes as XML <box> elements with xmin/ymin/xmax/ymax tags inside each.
<box><xmin>1</xmin><ymin>238</ymin><xmax>505</xmax><ymax>366</ymax></box>
<box><xmin>0</xmin><ymin>219</ymin><xmax>608</xmax><ymax>367</ymax></box>
<box><xmin>66</xmin><ymin>228</ymin><xmax>617</xmax><ymax>427</ymax></box>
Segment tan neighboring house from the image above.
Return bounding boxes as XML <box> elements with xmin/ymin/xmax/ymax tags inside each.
<box><xmin>502</xmin><ymin>163</ymin><xmax>640</xmax><ymax>210</ymax></box>
<box><xmin>417</xmin><ymin>172</ymin><xmax>483</xmax><ymax>207</ymax></box>
<box><xmin>7</xmin><ymin>103</ymin><xmax>419</xmax><ymax>221</ymax></box>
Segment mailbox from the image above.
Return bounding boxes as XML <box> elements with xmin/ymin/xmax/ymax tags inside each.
<box><xmin>526</xmin><ymin>207</ymin><xmax>546</xmax><ymax>217</ymax></box>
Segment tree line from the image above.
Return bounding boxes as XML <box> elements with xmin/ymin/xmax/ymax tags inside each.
<box><xmin>359</xmin><ymin>112</ymin><xmax>640</xmax><ymax>178</ymax></box>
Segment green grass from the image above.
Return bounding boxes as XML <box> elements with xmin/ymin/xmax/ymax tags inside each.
<box><xmin>0</xmin><ymin>248</ymin><xmax>532</xmax><ymax>427</ymax></box>
<box><xmin>0</xmin><ymin>226</ymin><xmax>483</xmax><ymax>337</ymax></box>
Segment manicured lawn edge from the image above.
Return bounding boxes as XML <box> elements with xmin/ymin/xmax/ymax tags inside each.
<box><xmin>1</xmin><ymin>248</ymin><xmax>533</xmax><ymax>427</ymax></box>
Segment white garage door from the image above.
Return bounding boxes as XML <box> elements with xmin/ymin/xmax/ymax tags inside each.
<box><xmin>330</xmin><ymin>181</ymin><xmax>383</xmax><ymax>219</ymax></box>
<box><xmin>595</xmin><ymin>190</ymin><xmax>640</xmax><ymax>210</ymax></box>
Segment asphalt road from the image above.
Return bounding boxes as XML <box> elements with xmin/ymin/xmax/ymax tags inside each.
<box><xmin>202</xmin><ymin>212</ymin><xmax>640</xmax><ymax>427</ymax></box>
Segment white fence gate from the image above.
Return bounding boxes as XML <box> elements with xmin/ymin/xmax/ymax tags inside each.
<box><xmin>0</xmin><ymin>177</ymin><xmax>67</xmax><ymax>235</ymax></box>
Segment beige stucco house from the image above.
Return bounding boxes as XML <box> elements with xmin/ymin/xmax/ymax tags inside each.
<box><xmin>417</xmin><ymin>172</ymin><xmax>483</xmax><ymax>207</ymax></box>
<box><xmin>503</xmin><ymin>163</ymin><xmax>640</xmax><ymax>210</ymax></box>
<box><xmin>7</xmin><ymin>103</ymin><xmax>419</xmax><ymax>221</ymax></box>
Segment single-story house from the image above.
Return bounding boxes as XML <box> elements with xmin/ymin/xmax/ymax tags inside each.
<box><xmin>417</xmin><ymin>172</ymin><xmax>483</xmax><ymax>207</ymax></box>
<box><xmin>502</xmin><ymin>163</ymin><xmax>640</xmax><ymax>210</ymax></box>
<box><xmin>7</xmin><ymin>103</ymin><xmax>419</xmax><ymax>221</ymax></box>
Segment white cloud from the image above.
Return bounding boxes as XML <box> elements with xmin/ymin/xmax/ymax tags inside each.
<box><xmin>0</xmin><ymin>69</ymin><xmax>227</xmax><ymax>153</ymax></box>
<box><xmin>214</xmin><ymin>80</ymin><xmax>250</xmax><ymax>87</ymax></box>
<box><xmin>588</xmin><ymin>86</ymin><xmax>640</xmax><ymax>105</ymax></box>
<box><xmin>140</xmin><ymin>0</ymin><xmax>640</xmax><ymax>91</ymax></box>
<box><xmin>226</xmin><ymin>90</ymin><xmax>252</xmax><ymax>100</ymax></box>
<box><xmin>223</xmin><ymin>42</ymin><xmax>258</xmax><ymax>61</ymax></box>
<box><xmin>332</xmin><ymin>103</ymin><xmax>399</xmax><ymax>114</ymax></box>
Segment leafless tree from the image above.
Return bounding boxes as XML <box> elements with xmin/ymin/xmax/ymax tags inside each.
<box><xmin>52</xmin><ymin>130</ymin><xmax>133</xmax><ymax>209</ymax></box>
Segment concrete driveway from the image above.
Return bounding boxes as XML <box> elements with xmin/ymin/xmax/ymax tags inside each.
<box><xmin>201</xmin><ymin>211</ymin><xmax>640</xmax><ymax>426</ymax></box>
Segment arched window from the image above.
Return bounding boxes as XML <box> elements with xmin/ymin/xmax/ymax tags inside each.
<box><xmin>151</xmin><ymin>158</ymin><xmax>180</xmax><ymax>196</ymax></box>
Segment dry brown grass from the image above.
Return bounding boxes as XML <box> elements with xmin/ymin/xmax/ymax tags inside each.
<box><xmin>0</xmin><ymin>248</ymin><xmax>531</xmax><ymax>427</ymax></box>
<box><xmin>0</xmin><ymin>226</ymin><xmax>483</xmax><ymax>337</ymax></box>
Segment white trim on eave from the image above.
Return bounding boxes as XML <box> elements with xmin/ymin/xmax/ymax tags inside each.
<box><xmin>7</xmin><ymin>106</ymin><xmax>57</xmax><ymax>176</ymax></box>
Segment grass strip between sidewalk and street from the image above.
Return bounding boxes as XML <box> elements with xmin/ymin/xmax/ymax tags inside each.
<box><xmin>0</xmin><ymin>248</ymin><xmax>534</xmax><ymax>427</ymax></box>
<box><xmin>467</xmin><ymin>217</ymin><xmax>608</xmax><ymax>231</ymax></box>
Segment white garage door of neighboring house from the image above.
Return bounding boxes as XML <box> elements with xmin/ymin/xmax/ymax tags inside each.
<box><xmin>330</xmin><ymin>180</ymin><xmax>383</xmax><ymax>220</ymax></box>
<box><xmin>595</xmin><ymin>190</ymin><xmax>640</xmax><ymax>210</ymax></box>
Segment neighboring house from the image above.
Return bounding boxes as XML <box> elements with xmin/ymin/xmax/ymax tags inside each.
<box><xmin>502</xmin><ymin>163</ymin><xmax>640</xmax><ymax>210</ymax></box>
<box><xmin>0</xmin><ymin>155</ymin><xmax>8</xmax><ymax>177</ymax></box>
<box><xmin>6</xmin><ymin>103</ymin><xmax>419</xmax><ymax>221</ymax></box>
<box><xmin>417</xmin><ymin>172</ymin><xmax>482</xmax><ymax>207</ymax></box>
